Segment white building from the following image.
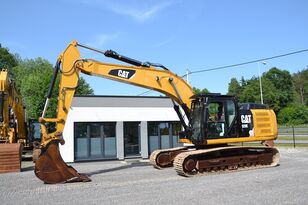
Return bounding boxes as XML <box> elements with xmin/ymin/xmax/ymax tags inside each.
<box><xmin>60</xmin><ymin>96</ymin><xmax>182</xmax><ymax>162</ymax></box>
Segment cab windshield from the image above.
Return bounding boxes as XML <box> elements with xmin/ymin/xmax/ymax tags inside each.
<box><xmin>190</xmin><ymin>101</ymin><xmax>203</xmax><ymax>141</ymax></box>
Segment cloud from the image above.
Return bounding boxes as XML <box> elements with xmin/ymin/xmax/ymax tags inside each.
<box><xmin>80</xmin><ymin>0</ymin><xmax>175</xmax><ymax>22</ymax></box>
<box><xmin>153</xmin><ymin>39</ymin><xmax>173</xmax><ymax>48</ymax></box>
<box><xmin>87</xmin><ymin>33</ymin><xmax>120</xmax><ymax>47</ymax></box>
<box><xmin>108</xmin><ymin>1</ymin><xmax>173</xmax><ymax>22</ymax></box>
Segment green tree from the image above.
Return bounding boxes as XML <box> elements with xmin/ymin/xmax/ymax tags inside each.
<box><xmin>239</xmin><ymin>78</ymin><xmax>259</xmax><ymax>103</ymax></box>
<box><xmin>239</xmin><ymin>77</ymin><xmax>279</xmax><ymax>110</ymax></box>
<box><xmin>76</xmin><ymin>78</ymin><xmax>94</xmax><ymax>95</ymax></box>
<box><xmin>193</xmin><ymin>87</ymin><xmax>209</xmax><ymax>94</ymax></box>
<box><xmin>11</xmin><ymin>58</ymin><xmax>93</xmax><ymax>120</ymax></box>
<box><xmin>260</xmin><ymin>78</ymin><xmax>281</xmax><ymax>112</ymax></box>
<box><xmin>12</xmin><ymin>58</ymin><xmax>56</xmax><ymax>119</ymax></box>
<box><xmin>228</xmin><ymin>67</ymin><xmax>296</xmax><ymax>113</ymax></box>
<box><xmin>278</xmin><ymin>104</ymin><xmax>308</xmax><ymax>125</ymax></box>
<box><xmin>263</xmin><ymin>67</ymin><xmax>295</xmax><ymax>109</ymax></box>
<box><xmin>293</xmin><ymin>68</ymin><xmax>308</xmax><ymax>105</ymax></box>
<box><xmin>240</xmin><ymin>76</ymin><xmax>247</xmax><ymax>87</ymax></box>
<box><xmin>227</xmin><ymin>78</ymin><xmax>241</xmax><ymax>96</ymax></box>
<box><xmin>0</xmin><ymin>44</ymin><xmax>18</xmax><ymax>69</ymax></box>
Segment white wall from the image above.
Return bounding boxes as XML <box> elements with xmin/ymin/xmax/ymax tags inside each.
<box><xmin>60</xmin><ymin>106</ymin><xmax>179</xmax><ymax>162</ymax></box>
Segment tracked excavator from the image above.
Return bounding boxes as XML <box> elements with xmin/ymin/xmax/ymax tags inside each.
<box><xmin>0</xmin><ymin>69</ymin><xmax>27</xmax><ymax>173</ymax></box>
<box><xmin>35</xmin><ymin>40</ymin><xmax>279</xmax><ymax>183</ymax></box>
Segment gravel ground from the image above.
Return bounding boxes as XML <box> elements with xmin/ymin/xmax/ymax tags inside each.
<box><xmin>1</xmin><ymin>148</ymin><xmax>308</xmax><ymax>205</ymax></box>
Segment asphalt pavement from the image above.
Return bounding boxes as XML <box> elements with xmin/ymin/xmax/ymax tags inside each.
<box><xmin>1</xmin><ymin>148</ymin><xmax>308</xmax><ymax>205</ymax></box>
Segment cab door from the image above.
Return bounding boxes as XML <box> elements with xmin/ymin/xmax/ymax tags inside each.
<box><xmin>205</xmin><ymin>97</ymin><xmax>237</xmax><ymax>139</ymax></box>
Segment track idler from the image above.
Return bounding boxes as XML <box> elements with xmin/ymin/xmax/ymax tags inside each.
<box><xmin>34</xmin><ymin>141</ymin><xmax>91</xmax><ymax>184</ymax></box>
<box><xmin>150</xmin><ymin>147</ymin><xmax>188</xmax><ymax>169</ymax></box>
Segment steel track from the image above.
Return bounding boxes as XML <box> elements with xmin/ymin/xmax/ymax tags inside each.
<box><xmin>173</xmin><ymin>146</ymin><xmax>280</xmax><ymax>177</ymax></box>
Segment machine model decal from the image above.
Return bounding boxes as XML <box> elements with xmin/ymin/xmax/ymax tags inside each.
<box><xmin>239</xmin><ymin>111</ymin><xmax>254</xmax><ymax>137</ymax></box>
<box><xmin>108</xmin><ymin>69</ymin><xmax>136</xmax><ymax>79</ymax></box>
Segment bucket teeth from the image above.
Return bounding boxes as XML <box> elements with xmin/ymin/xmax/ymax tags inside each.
<box><xmin>34</xmin><ymin>141</ymin><xmax>91</xmax><ymax>184</ymax></box>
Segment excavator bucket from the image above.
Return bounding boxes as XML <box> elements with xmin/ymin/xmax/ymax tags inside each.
<box><xmin>34</xmin><ymin>141</ymin><xmax>91</xmax><ymax>184</ymax></box>
<box><xmin>0</xmin><ymin>143</ymin><xmax>23</xmax><ymax>173</ymax></box>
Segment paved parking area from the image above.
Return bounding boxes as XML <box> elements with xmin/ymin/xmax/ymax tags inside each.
<box><xmin>1</xmin><ymin>148</ymin><xmax>308</xmax><ymax>205</ymax></box>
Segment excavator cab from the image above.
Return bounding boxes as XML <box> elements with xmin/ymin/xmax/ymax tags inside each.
<box><xmin>27</xmin><ymin>119</ymin><xmax>42</xmax><ymax>162</ymax></box>
<box><xmin>27</xmin><ymin>119</ymin><xmax>41</xmax><ymax>145</ymax></box>
<box><xmin>188</xmin><ymin>94</ymin><xmax>239</xmax><ymax>144</ymax></box>
<box><xmin>188</xmin><ymin>93</ymin><xmax>276</xmax><ymax>145</ymax></box>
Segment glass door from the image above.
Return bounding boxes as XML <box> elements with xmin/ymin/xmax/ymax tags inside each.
<box><xmin>148</xmin><ymin>121</ymin><xmax>183</xmax><ymax>155</ymax></box>
<box><xmin>124</xmin><ymin>122</ymin><xmax>140</xmax><ymax>157</ymax></box>
<box><xmin>74</xmin><ymin>122</ymin><xmax>116</xmax><ymax>161</ymax></box>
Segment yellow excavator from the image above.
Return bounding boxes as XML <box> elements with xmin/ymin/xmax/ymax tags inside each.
<box><xmin>0</xmin><ymin>69</ymin><xmax>27</xmax><ymax>173</ymax></box>
<box><xmin>35</xmin><ymin>40</ymin><xmax>279</xmax><ymax>183</ymax></box>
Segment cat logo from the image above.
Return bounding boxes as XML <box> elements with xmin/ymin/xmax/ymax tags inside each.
<box><xmin>108</xmin><ymin>69</ymin><xmax>136</xmax><ymax>79</ymax></box>
<box><xmin>118</xmin><ymin>70</ymin><xmax>130</xmax><ymax>78</ymax></box>
<box><xmin>241</xmin><ymin>115</ymin><xmax>252</xmax><ymax>123</ymax></box>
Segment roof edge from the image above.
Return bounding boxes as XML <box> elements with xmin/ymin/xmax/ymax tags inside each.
<box><xmin>74</xmin><ymin>95</ymin><xmax>169</xmax><ymax>99</ymax></box>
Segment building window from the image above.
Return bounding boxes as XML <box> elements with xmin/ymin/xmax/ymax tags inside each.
<box><xmin>171</xmin><ymin>122</ymin><xmax>182</xmax><ymax>148</ymax></box>
<box><xmin>160</xmin><ymin>122</ymin><xmax>170</xmax><ymax>149</ymax></box>
<box><xmin>103</xmin><ymin>123</ymin><xmax>117</xmax><ymax>157</ymax></box>
<box><xmin>75</xmin><ymin>123</ymin><xmax>88</xmax><ymax>159</ymax></box>
<box><xmin>90</xmin><ymin>123</ymin><xmax>102</xmax><ymax>157</ymax></box>
<box><xmin>74</xmin><ymin>122</ymin><xmax>116</xmax><ymax>161</ymax></box>
<box><xmin>148</xmin><ymin>122</ymin><xmax>159</xmax><ymax>154</ymax></box>
<box><xmin>148</xmin><ymin>121</ymin><xmax>182</xmax><ymax>155</ymax></box>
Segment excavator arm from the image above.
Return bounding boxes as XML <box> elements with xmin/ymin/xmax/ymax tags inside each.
<box><xmin>11</xmin><ymin>86</ymin><xmax>27</xmax><ymax>144</ymax></box>
<box><xmin>35</xmin><ymin>40</ymin><xmax>195</xmax><ymax>183</ymax></box>
<box><xmin>0</xmin><ymin>69</ymin><xmax>27</xmax><ymax>143</ymax></box>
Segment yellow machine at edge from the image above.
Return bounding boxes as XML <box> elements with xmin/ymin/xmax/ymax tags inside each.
<box><xmin>0</xmin><ymin>69</ymin><xmax>27</xmax><ymax>173</ymax></box>
<box><xmin>34</xmin><ymin>40</ymin><xmax>280</xmax><ymax>183</ymax></box>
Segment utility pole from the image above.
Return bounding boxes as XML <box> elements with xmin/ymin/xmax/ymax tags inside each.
<box><xmin>258</xmin><ymin>62</ymin><xmax>266</xmax><ymax>104</ymax></box>
<box><xmin>186</xmin><ymin>69</ymin><xmax>190</xmax><ymax>85</ymax></box>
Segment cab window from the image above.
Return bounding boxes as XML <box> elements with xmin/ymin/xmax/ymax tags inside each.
<box><xmin>207</xmin><ymin>102</ymin><xmax>225</xmax><ymax>138</ymax></box>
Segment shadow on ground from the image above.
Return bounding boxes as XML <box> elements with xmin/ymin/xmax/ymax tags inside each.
<box><xmin>22</xmin><ymin>166</ymin><xmax>34</xmax><ymax>172</ymax></box>
<box><xmin>86</xmin><ymin>162</ymin><xmax>151</xmax><ymax>176</ymax></box>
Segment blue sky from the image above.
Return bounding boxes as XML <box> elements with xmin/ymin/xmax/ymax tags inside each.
<box><xmin>1</xmin><ymin>0</ymin><xmax>307</xmax><ymax>96</ymax></box>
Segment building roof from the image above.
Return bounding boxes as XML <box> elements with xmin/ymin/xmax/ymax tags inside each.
<box><xmin>72</xmin><ymin>95</ymin><xmax>174</xmax><ymax>108</ymax></box>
